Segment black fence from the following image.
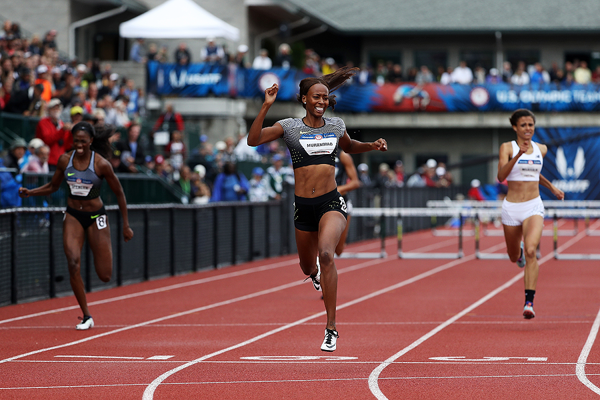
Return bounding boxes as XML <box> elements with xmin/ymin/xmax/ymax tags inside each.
<box><xmin>0</xmin><ymin>184</ymin><xmax>467</xmax><ymax>306</ymax></box>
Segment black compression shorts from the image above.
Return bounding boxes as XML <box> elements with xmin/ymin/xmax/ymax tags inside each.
<box><xmin>66</xmin><ymin>206</ymin><xmax>107</xmax><ymax>230</ymax></box>
<box><xmin>293</xmin><ymin>189</ymin><xmax>348</xmax><ymax>232</ymax></box>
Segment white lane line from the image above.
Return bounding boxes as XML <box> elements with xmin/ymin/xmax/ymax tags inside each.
<box><xmin>6</xmin><ymin>373</ymin><xmax>600</xmax><ymax>391</ymax></box>
<box><xmin>54</xmin><ymin>355</ymin><xmax>145</xmax><ymax>360</ymax></box>
<box><xmin>0</xmin><ymin>258</ymin><xmax>298</xmax><ymax>325</ymax></box>
<box><xmin>13</xmin><ymin>359</ymin><xmax>598</xmax><ymax>366</ymax></box>
<box><xmin>0</xmin><ymin>254</ymin><xmax>397</xmax><ymax>365</ymax></box>
<box><xmin>576</xmin><ymin>306</ymin><xmax>600</xmax><ymax>395</ymax></box>
<box><xmin>368</xmin><ymin>226</ymin><xmax>591</xmax><ymax>400</ymax></box>
<box><xmin>0</xmin><ymin>236</ymin><xmax>476</xmax><ymax>367</ymax></box>
<box><xmin>0</xmin><ymin>235</ymin><xmax>430</xmax><ymax>326</ymax></box>
<box><xmin>141</xmin><ymin>242</ymin><xmax>507</xmax><ymax>399</ymax></box>
<box><xmin>2</xmin><ymin>320</ymin><xmax>592</xmax><ymax>330</ymax></box>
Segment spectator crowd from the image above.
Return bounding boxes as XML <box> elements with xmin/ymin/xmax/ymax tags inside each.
<box><xmin>3</xmin><ymin>20</ymin><xmax>592</xmax><ymax>207</ymax></box>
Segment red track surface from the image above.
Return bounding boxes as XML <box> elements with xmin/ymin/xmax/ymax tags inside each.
<box><xmin>2</xmin><ymin>220</ymin><xmax>600</xmax><ymax>399</ymax></box>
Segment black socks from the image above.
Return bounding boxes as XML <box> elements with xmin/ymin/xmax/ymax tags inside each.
<box><xmin>525</xmin><ymin>290</ymin><xmax>536</xmax><ymax>304</ymax></box>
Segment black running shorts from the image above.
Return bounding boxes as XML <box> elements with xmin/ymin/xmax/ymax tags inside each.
<box><xmin>293</xmin><ymin>189</ymin><xmax>348</xmax><ymax>232</ymax></box>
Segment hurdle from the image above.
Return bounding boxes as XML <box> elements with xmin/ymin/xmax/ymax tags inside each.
<box><xmin>427</xmin><ymin>199</ymin><xmax>599</xmax><ymax>237</ymax></box>
<box><xmin>352</xmin><ymin>207</ymin><xmax>466</xmax><ymax>259</ymax></box>
<box><xmin>585</xmin><ymin>216</ymin><xmax>600</xmax><ymax>236</ymax></box>
<box><xmin>552</xmin><ymin>209</ymin><xmax>600</xmax><ymax>260</ymax></box>
<box><xmin>336</xmin><ymin>214</ymin><xmax>387</xmax><ymax>259</ymax></box>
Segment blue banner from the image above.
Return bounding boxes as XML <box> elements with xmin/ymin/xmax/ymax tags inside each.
<box><xmin>147</xmin><ymin>62</ymin><xmax>230</xmax><ymax>97</ymax></box>
<box><xmin>146</xmin><ymin>62</ymin><xmax>600</xmax><ymax>114</ymax></box>
<box><xmin>536</xmin><ymin>127</ymin><xmax>600</xmax><ymax>200</ymax></box>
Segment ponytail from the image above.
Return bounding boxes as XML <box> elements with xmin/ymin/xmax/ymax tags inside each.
<box><xmin>296</xmin><ymin>65</ymin><xmax>359</xmax><ymax>110</ymax></box>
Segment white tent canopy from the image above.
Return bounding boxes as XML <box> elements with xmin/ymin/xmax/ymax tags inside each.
<box><xmin>119</xmin><ymin>0</ymin><xmax>239</xmax><ymax>41</ymax></box>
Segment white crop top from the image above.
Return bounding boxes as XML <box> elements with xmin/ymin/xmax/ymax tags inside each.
<box><xmin>506</xmin><ymin>141</ymin><xmax>543</xmax><ymax>182</ymax></box>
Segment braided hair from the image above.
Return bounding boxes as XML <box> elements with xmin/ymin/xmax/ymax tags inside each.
<box><xmin>71</xmin><ymin>122</ymin><xmax>115</xmax><ymax>159</ymax></box>
<box><xmin>296</xmin><ymin>65</ymin><xmax>359</xmax><ymax>110</ymax></box>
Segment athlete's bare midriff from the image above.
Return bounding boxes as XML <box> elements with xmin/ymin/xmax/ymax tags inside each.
<box><xmin>294</xmin><ymin>164</ymin><xmax>337</xmax><ymax>198</ymax></box>
<box><xmin>506</xmin><ymin>180</ymin><xmax>540</xmax><ymax>203</ymax></box>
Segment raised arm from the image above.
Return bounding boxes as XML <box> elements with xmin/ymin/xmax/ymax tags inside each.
<box><xmin>98</xmin><ymin>157</ymin><xmax>133</xmax><ymax>242</ymax></box>
<box><xmin>247</xmin><ymin>84</ymin><xmax>284</xmax><ymax>147</ymax></box>
<box><xmin>497</xmin><ymin>141</ymin><xmax>526</xmax><ymax>182</ymax></box>
<box><xmin>338</xmin><ymin>131</ymin><xmax>387</xmax><ymax>154</ymax></box>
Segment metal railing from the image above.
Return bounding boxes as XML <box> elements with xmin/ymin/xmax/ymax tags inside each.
<box><xmin>17</xmin><ymin>172</ymin><xmax>185</xmax><ymax>207</ymax></box>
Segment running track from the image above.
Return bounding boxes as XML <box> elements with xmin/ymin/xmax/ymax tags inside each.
<box><xmin>2</xmin><ymin>220</ymin><xmax>600</xmax><ymax>399</ymax></box>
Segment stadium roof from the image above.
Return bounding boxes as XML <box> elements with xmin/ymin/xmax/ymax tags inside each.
<box><xmin>74</xmin><ymin>0</ymin><xmax>149</xmax><ymax>13</ymax></box>
<box><xmin>273</xmin><ymin>0</ymin><xmax>600</xmax><ymax>33</ymax></box>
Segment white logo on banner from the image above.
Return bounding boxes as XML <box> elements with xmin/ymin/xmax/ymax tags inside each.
<box><xmin>552</xmin><ymin>146</ymin><xmax>590</xmax><ymax>193</ymax></box>
<box><xmin>169</xmin><ymin>70</ymin><xmax>221</xmax><ymax>88</ymax></box>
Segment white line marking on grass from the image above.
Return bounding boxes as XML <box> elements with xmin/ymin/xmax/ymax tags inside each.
<box><xmin>368</xmin><ymin>227</ymin><xmax>590</xmax><ymax>400</ymax></box>
<box><xmin>576</xmin><ymin>306</ymin><xmax>600</xmax><ymax>395</ymax></box>
<box><xmin>142</xmin><ymin>242</ymin><xmax>508</xmax><ymax>400</ymax></box>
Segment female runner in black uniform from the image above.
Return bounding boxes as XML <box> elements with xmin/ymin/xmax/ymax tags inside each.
<box><xmin>248</xmin><ymin>66</ymin><xmax>387</xmax><ymax>351</ymax></box>
<box><xmin>19</xmin><ymin>122</ymin><xmax>133</xmax><ymax>330</ymax></box>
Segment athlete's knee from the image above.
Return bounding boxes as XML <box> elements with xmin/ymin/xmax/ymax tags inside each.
<box><xmin>98</xmin><ymin>273</ymin><xmax>111</xmax><ymax>283</ymax></box>
<box><xmin>524</xmin><ymin>245</ymin><xmax>537</xmax><ymax>260</ymax></box>
<box><xmin>507</xmin><ymin>249</ymin><xmax>520</xmax><ymax>263</ymax></box>
<box><xmin>66</xmin><ymin>256</ymin><xmax>81</xmax><ymax>276</ymax></box>
<box><xmin>318</xmin><ymin>250</ymin><xmax>334</xmax><ymax>267</ymax></box>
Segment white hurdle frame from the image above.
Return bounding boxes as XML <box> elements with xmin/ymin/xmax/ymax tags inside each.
<box><xmin>351</xmin><ymin>206</ymin><xmax>600</xmax><ymax>260</ymax></box>
<box><xmin>551</xmin><ymin>209</ymin><xmax>600</xmax><ymax>260</ymax></box>
<box><xmin>427</xmin><ymin>200</ymin><xmax>598</xmax><ymax>237</ymax></box>
<box><xmin>352</xmin><ymin>207</ymin><xmax>467</xmax><ymax>259</ymax></box>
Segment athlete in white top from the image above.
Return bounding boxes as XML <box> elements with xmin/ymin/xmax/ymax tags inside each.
<box><xmin>497</xmin><ymin>109</ymin><xmax>564</xmax><ymax>319</ymax></box>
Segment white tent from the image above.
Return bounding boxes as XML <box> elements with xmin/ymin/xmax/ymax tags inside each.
<box><xmin>119</xmin><ymin>0</ymin><xmax>239</xmax><ymax>41</ymax></box>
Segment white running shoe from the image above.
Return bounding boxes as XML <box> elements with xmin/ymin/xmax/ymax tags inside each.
<box><xmin>304</xmin><ymin>257</ymin><xmax>321</xmax><ymax>291</ymax></box>
<box><xmin>516</xmin><ymin>241</ymin><xmax>526</xmax><ymax>268</ymax></box>
<box><xmin>76</xmin><ymin>316</ymin><xmax>94</xmax><ymax>330</ymax></box>
<box><xmin>523</xmin><ymin>302</ymin><xmax>535</xmax><ymax>319</ymax></box>
<box><xmin>321</xmin><ymin>328</ymin><xmax>339</xmax><ymax>352</ymax></box>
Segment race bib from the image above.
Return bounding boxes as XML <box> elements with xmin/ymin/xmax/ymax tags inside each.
<box><xmin>299</xmin><ymin>132</ymin><xmax>338</xmax><ymax>155</ymax></box>
<box><xmin>67</xmin><ymin>177</ymin><xmax>93</xmax><ymax>197</ymax></box>
<box><xmin>516</xmin><ymin>159</ymin><xmax>542</xmax><ymax>178</ymax></box>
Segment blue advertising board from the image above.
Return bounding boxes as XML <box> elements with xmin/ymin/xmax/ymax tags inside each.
<box><xmin>537</xmin><ymin>128</ymin><xmax>600</xmax><ymax>200</ymax></box>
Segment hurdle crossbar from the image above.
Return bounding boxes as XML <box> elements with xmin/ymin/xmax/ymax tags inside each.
<box><xmin>352</xmin><ymin>207</ymin><xmax>471</xmax><ymax>259</ymax></box>
<box><xmin>551</xmin><ymin>209</ymin><xmax>600</xmax><ymax>260</ymax></box>
<box><xmin>427</xmin><ymin>200</ymin><xmax>600</xmax><ymax>209</ymax></box>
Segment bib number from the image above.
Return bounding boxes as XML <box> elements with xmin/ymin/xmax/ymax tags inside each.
<box><xmin>339</xmin><ymin>196</ymin><xmax>347</xmax><ymax>213</ymax></box>
<box><xmin>96</xmin><ymin>215</ymin><xmax>107</xmax><ymax>230</ymax></box>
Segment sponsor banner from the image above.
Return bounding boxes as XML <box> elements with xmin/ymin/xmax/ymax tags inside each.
<box><xmin>147</xmin><ymin>63</ymin><xmax>600</xmax><ymax>113</ymax></box>
<box><xmin>147</xmin><ymin>61</ymin><xmax>229</xmax><ymax>96</ymax></box>
<box><xmin>536</xmin><ymin>127</ymin><xmax>600</xmax><ymax>200</ymax></box>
